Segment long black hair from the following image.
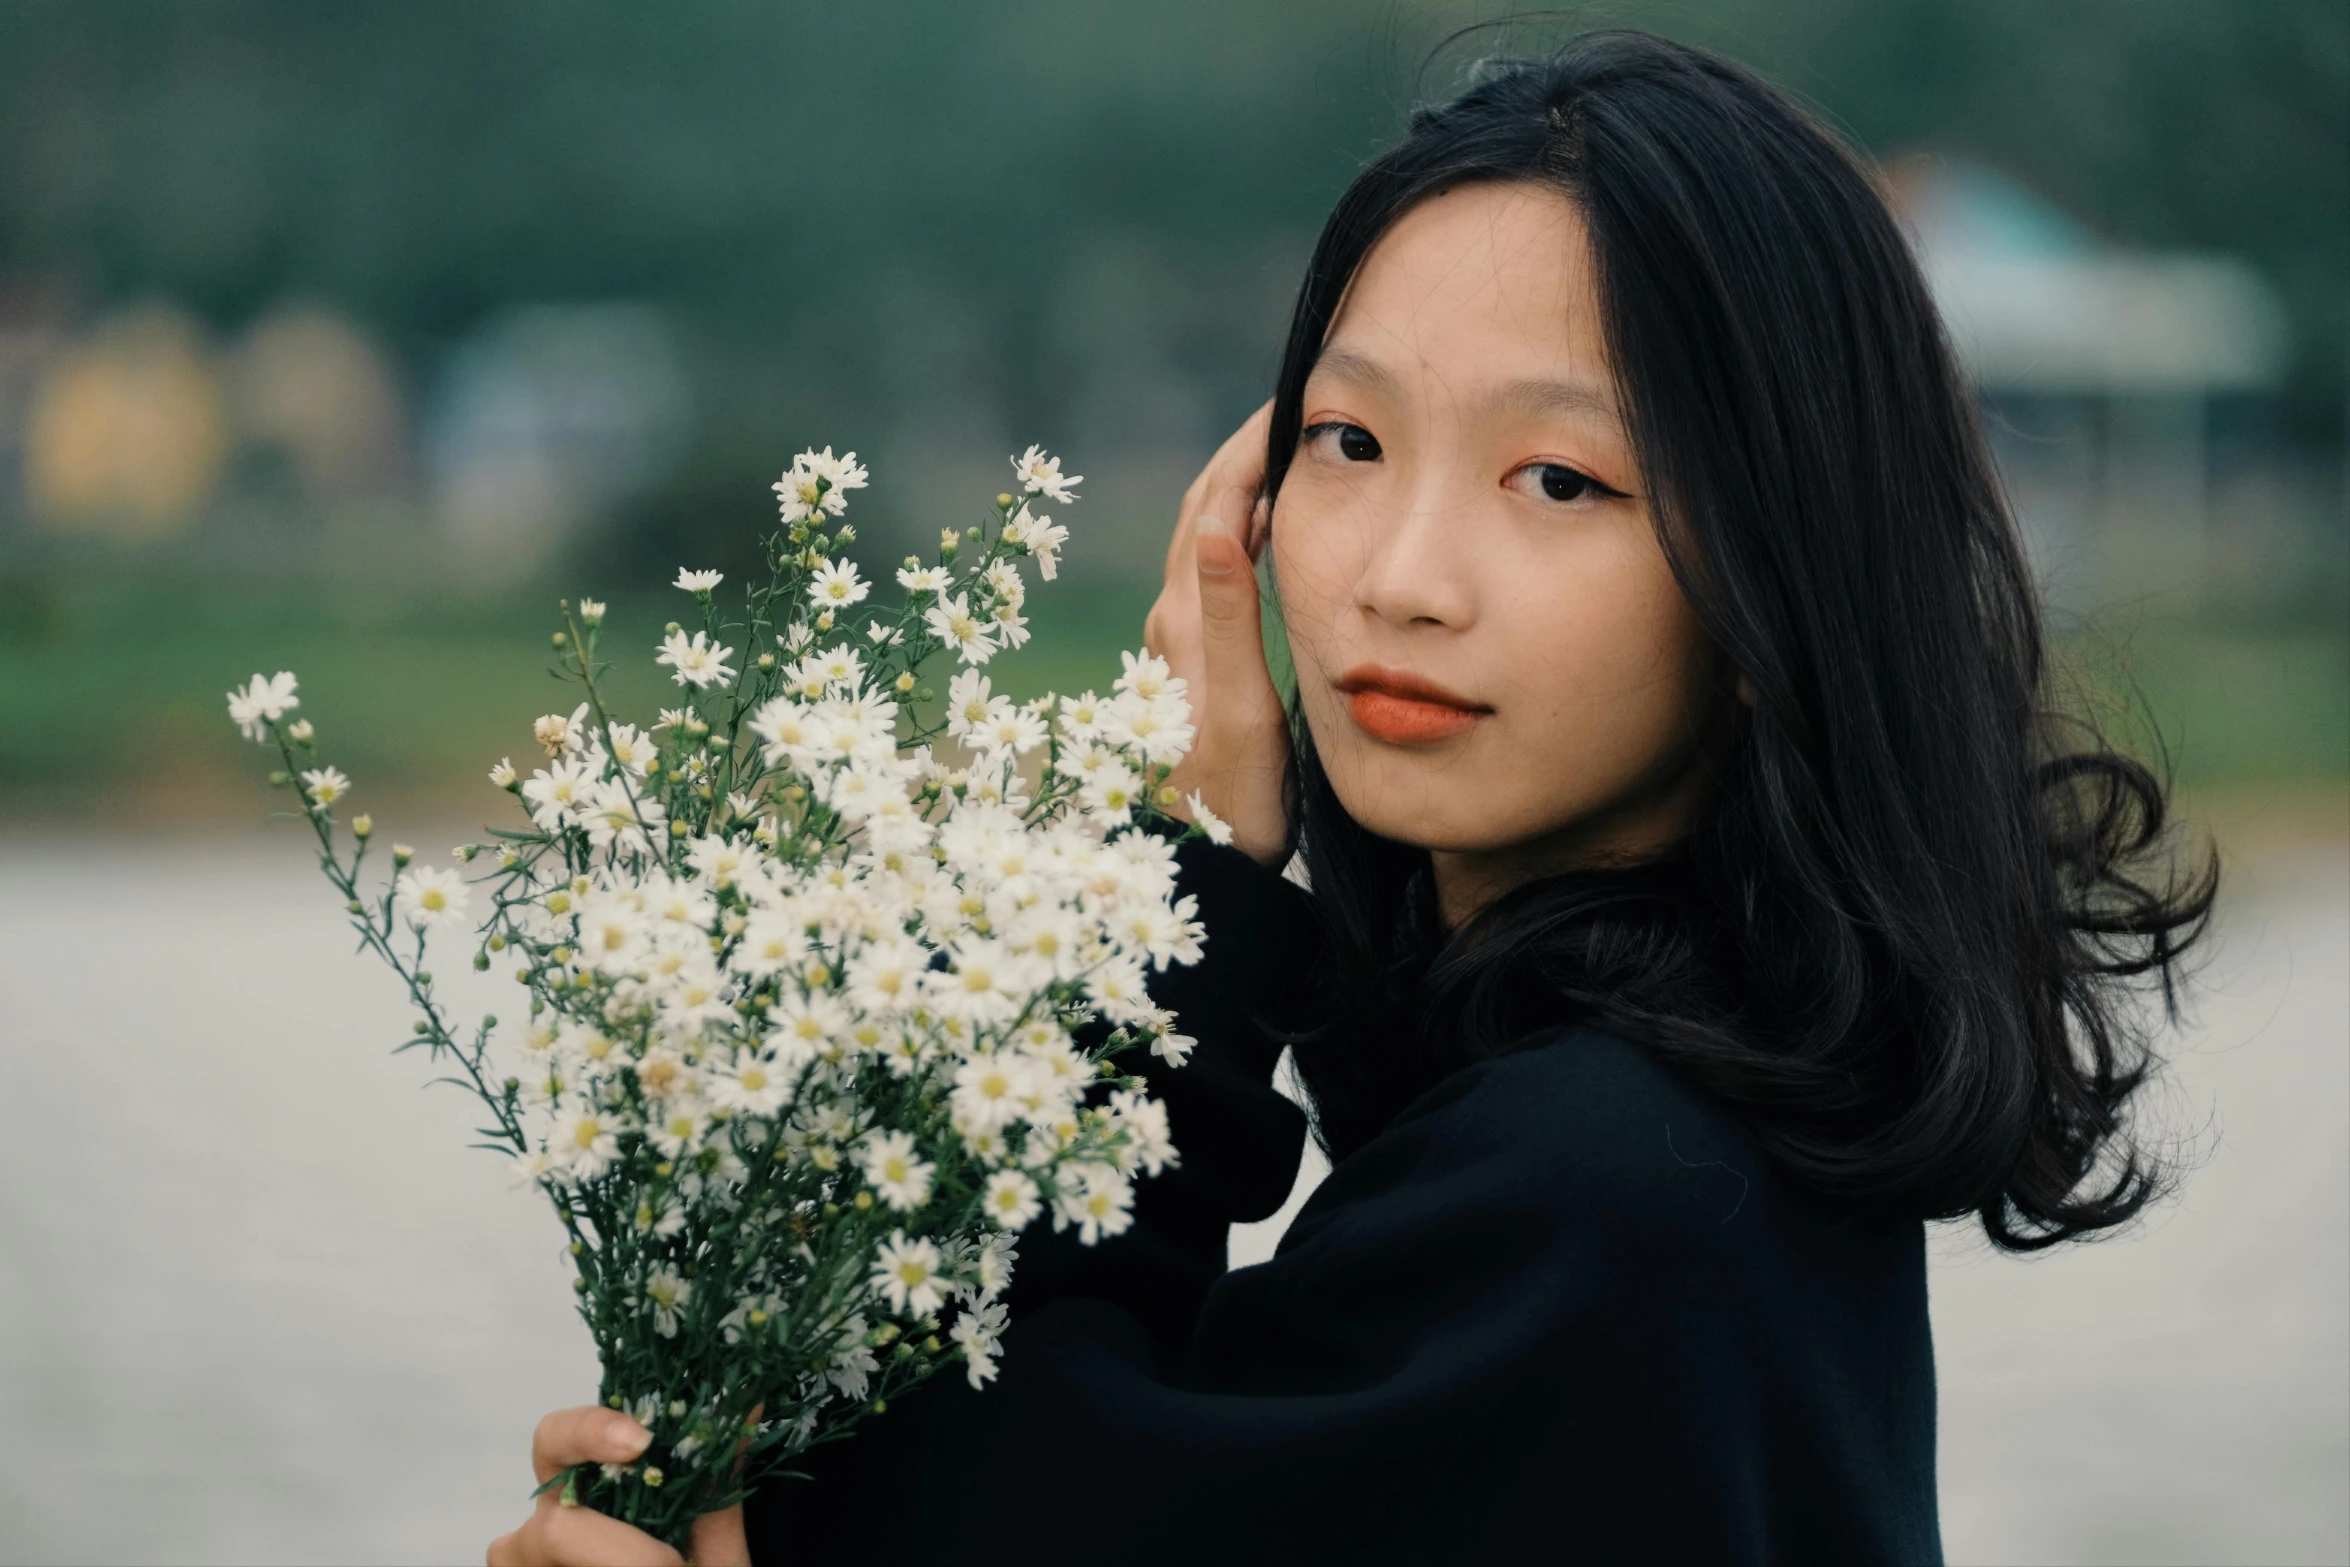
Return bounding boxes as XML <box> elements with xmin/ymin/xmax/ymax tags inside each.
<box><xmin>1262</xmin><ymin>29</ymin><xmax>2217</xmax><ymax>1250</ymax></box>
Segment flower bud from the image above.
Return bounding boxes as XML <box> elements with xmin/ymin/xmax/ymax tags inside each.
<box><xmin>895</xmin><ymin>673</ymin><xmax>916</xmax><ymax>694</ymax></box>
<box><xmin>288</xmin><ymin>720</ymin><xmax>315</xmax><ymax>744</ymax></box>
<box><xmin>852</xmin><ymin>1190</ymin><xmax>872</xmax><ymax>1209</ymax></box>
<box><xmin>550</xmin><ymin>631</ymin><xmax>568</xmax><ymax>650</ymax></box>
<box><xmin>347</xmin><ymin>899</ymin><xmax>364</xmax><ymax>915</ymax></box>
<box><xmin>939</xmin><ymin>529</ymin><xmax>960</xmax><ymax>554</ymax></box>
<box><xmin>473</xmin><ymin>952</ymin><xmax>490</xmax><ymax>971</ymax></box>
<box><xmin>579</xmin><ymin>599</ymin><xmax>606</xmax><ymax>627</ymax></box>
<box><xmin>1156</xmin><ymin>786</ymin><xmax>1178</xmax><ymax>807</ymax></box>
<box><xmin>642</xmin><ymin>1468</ymin><xmax>664</xmax><ymax>1489</ymax></box>
<box><xmin>664</xmin><ymin>621</ymin><xmax>683</xmax><ymax>637</ymax></box>
<box><xmin>815</xmin><ymin>610</ymin><xmax>835</xmax><ymax>632</ymax></box>
<box><xmin>352</xmin><ymin>813</ymin><xmax>373</xmax><ymax>837</ymax></box>
<box><xmin>268</xmin><ymin>770</ymin><xmax>291</xmax><ymax>787</ymax></box>
<box><xmin>392</xmin><ymin>843</ymin><xmax>413</xmax><ymax>866</ymax></box>
<box><xmin>757</xmin><ymin>652</ymin><xmax>776</xmax><ymax>670</ymax></box>
<box><xmin>669</xmin><ymin>819</ymin><xmax>689</xmax><ymax>837</ymax></box>
<box><xmin>488</xmin><ymin>933</ymin><xmax>506</xmax><ymax>952</ymax></box>
<box><xmin>996</xmin><ymin>492</ymin><xmax>1014</xmax><ymax>508</ymax></box>
<box><xmin>836</xmin><ymin>524</ymin><xmax>855</xmax><ymax>543</ymax></box>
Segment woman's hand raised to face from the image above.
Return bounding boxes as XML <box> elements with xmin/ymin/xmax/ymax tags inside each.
<box><xmin>1144</xmin><ymin>401</ymin><xmax>1292</xmax><ymax>868</ymax></box>
<box><xmin>485</xmin><ymin>1406</ymin><xmax>749</xmax><ymax>1567</ymax></box>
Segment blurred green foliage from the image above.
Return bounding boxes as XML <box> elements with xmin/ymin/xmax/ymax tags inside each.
<box><xmin>0</xmin><ymin>574</ymin><xmax>2338</xmax><ymax>826</ymax></box>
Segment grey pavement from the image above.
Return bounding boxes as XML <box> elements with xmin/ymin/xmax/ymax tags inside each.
<box><xmin>2</xmin><ymin>822</ymin><xmax>2343</xmax><ymax>1565</ymax></box>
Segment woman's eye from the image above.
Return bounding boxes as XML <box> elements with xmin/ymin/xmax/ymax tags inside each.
<box><xmin>1306</xmin><ymin>422</ymin><xmax>1382</xmax><ymax>463</ymax></box>
<box><xmin>1512</xmin><ymin>462</ymin><xmax>1619</xmax><ymax>505</ymax></box>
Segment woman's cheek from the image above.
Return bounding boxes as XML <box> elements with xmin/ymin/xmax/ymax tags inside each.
<box><xmin>1269</xmin><ymin>505</ymin><xmax>1353</xmax><ymax>666</ymax></box>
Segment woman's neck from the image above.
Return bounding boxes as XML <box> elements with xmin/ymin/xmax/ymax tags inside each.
<box><xmin>1428</xmin><ymin>758</ymin><xmax>1712</xmax><ymax>931</ymax></box>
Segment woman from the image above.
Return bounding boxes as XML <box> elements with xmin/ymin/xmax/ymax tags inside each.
<box><xmin>491</xmin><ymin>29</ymin><xmax>2211</xmax><ymax>1566</ymax></box>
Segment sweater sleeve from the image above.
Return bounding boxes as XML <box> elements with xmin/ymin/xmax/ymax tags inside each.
<box><xmin>754</xmin><ymin>1029</ymin><xmax>1939</xmax><ymax>1566</ymax></box>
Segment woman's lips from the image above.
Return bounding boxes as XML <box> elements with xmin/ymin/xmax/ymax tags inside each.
<box><xmin>1335</xmin><ymin>666</ymin><xmax>1491</xmax><ymax>746</ymax></box>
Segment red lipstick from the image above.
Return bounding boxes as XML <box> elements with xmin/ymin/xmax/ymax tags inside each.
<box><xmin>1334</xmin><ymin>666</ymin><xmax>1491</xmax><ymax>746</ymax></box>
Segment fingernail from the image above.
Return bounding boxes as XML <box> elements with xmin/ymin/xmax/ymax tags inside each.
<box><xmin>1195</xmin><ymin>514</ymin><xmax>1235</xmax><ymax>575</ymax></box>
<box><xmin>613</xmin><ymin>1417</ymin><xmax>653</xmax><ymax>1457</ymax></box>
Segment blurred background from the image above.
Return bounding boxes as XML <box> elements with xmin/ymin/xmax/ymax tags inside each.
<box><xmin>0</xmin><ymin>2</ymin><xmax>2341</xmax><ymax>1563</ymax></box>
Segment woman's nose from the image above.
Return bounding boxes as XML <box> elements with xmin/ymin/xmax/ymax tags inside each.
<box><xmin>1353</xmin><ymin>478</ymin><xmax>1477</xmax><ymax>630</ymax></box>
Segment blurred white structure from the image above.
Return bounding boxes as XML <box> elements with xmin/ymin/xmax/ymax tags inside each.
<box><xmin>1888</xmin><ymin>159</ymin><xmax>2290</xmax><ymax>603</ymax></box>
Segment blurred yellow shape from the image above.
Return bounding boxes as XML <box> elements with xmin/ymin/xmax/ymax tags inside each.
<box><xmin>24</xmin><ymin>304</ymin><xmax>227</xmax><ymax>538</ymax></box>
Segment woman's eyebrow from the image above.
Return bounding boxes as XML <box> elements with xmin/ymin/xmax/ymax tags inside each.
<box><xmin>1311</xmin><ymin>350</ymin><xmax>1623</xmax><ymax>433</ymax></box>
<box><xmin>1307</xmin><ymin>347</ymin><xmax>1404</xmax><ymax>402</ymax></box>
<box><xmin>1492</xmin><ymin>375</ymin><xmax>1625</xmax><ymax>430</ymax></box>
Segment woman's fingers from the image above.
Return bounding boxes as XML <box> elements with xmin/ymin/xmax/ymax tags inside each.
<box><xmin>1192</xmin><ymin>512</ymin><xmax>1274</xmax><ymax>703</ymax></box>
<box><xmin>1149</xmin><ymin>398</ymin><xmax>1290</xmax><ymax>863</ymax></box>
<box><xmin>532</xmin><ymin>1407</ymin><xmax>652</xmax><ymax>1484</ymax></box>
<box><xmin>487</xmin><ymin>1503</ymin><xmax>687</xmax><ymax>1567</ymax></box>
<box><xmin>688</xmin><ymin>1504</ymin><xmax>752</xmax><ymax>1567</ymax></box>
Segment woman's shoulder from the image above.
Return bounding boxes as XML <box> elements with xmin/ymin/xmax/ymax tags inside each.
<box><xmin>1307</xmin><ymin>1025</ymin><xmax>1918</xmax><ymax>1269</ymax></box>
<box><xmin>1393</xmin><ymin>1025</ymin><xmax>1766</xmax><ymax>1228</ymax></box>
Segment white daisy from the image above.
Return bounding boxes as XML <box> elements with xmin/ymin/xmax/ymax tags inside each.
<box><xmin>1053</xmin><ymin>1162</ymin><xmax>1135</xmax><ymax>1245</ymax></box>
<box><xmin>950</xmin><ymin>1049</ymin><xmax>1035</xmax><ymax>1135</ymax></box>
<box><xmin>656</xmin><ymin>629</ymin><xmax>737</xmax><ymax>689</ymax></box>
<box><xmin>951</xmin><ymin>1299</ymin><xmax>1009</xmax><ymax>1389</ymax></box>
<box><xmin>808</xmin><ymin>560</ymin><xmax>870</xmax><ymax>609</ymax></box>
<box><xmin>1005</xmin><ymin>503</ymin><xmax>1070</xmax><ymax>580</ymax></box>
<box><xmin>859</xmin><ymin>1129</ymin><xmax>936</xmax><ymax>1212</ymax></box>
<box><xmin>1151</xmin><ymin>1030</ymin><xmax>1198</xmax><ymax>1067</ymax></box>
<box><xmin>226</xmin><ymin>671</ymin><xmax>300</xmax><ymax>741</ymax></box>
<box><xmin>673</xmin><ymin>568</ymin><xmax>725</xmax><ymax>594</ymax></box>
<box><xmin>1184</xmin><ymin>791</ymin><xmax>1233</xmax><ymax>846</ymax></box>
<box><xmin>640</xmin><ymin>1268</ymin><xmax>691</xmax><ymax>1338</ymax></box>
<box><xmin>1010</xmin><ymin>444</ymin><xmax>1082</xmax><ymax>503</ymax></box>
<box><xmin>870</xmin><ymin>1231</ymin><xmax>947</xmax><ymax>1316</ymax></box>
<box><xmin>552</xmin><ymin>1109</ymin><xmax>620</xmax><ymax>1179</ymax></box>
<box><xmin>711</xmin><ymin>1049</ymin><xmax>793</xmax><ymax>1116</ymax></box>
<box><xmin>980</xmin><ymin>1169</ymin><xmax>1042</xmax><ymax>1229</ymax></box>
<box><xmin>922</xmin><ymin>593</ymin><xmax>998</xmax><ymax>666</ymax></box>
<box><xmin>393</xmin><ymin>865</ymin><xmax>471</xmax><ymax>931</ymax></box>
<box><xmin>533</xmin><ymin>702</ymin><xmax>592</xmax><ymax>756</ymax></box>
<box><xmin>300</xmin><ymin>767</ymin><xmax>352</xmax><ymax>811</ymax></box>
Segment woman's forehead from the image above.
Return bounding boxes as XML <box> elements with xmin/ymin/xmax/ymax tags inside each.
<box><xmin>1317</xmin><ymin>182</ymin><xmax>1614</xmax><ymax>403</ymax></box>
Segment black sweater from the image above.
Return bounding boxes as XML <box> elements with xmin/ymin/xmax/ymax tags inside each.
<box><xmin>744</xmin><ymin>838</ymin><xmax>1942</xmax><ymax>1564</ymax></box>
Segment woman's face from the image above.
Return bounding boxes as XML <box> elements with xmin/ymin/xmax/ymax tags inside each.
<box><xmin>1273</xmin><ymin>180</ymin><xmax>1728</xmax><ymax>892</ymax></box>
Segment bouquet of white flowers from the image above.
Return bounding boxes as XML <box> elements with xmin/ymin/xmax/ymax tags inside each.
<box><xmin>228</xmin><ymin>446</ymin><xmax>1226</xmax><ymax>1547</ymax></box>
